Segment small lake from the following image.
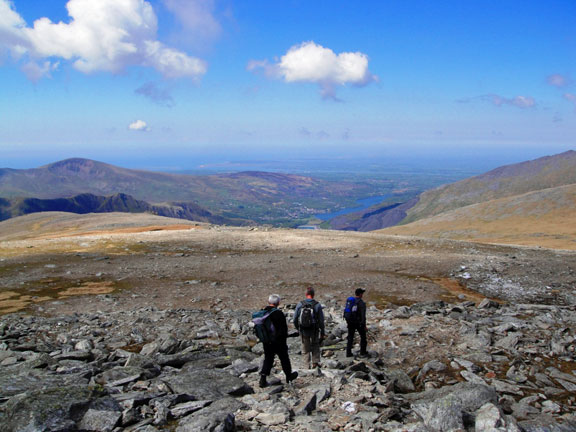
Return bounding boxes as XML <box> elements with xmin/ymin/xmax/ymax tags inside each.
<box><xmin>314</xmin><ymin>195</ymin><xmax>392</xmax><ymax>221</ymax></box>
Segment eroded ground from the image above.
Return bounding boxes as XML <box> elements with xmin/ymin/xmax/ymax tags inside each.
<box><xmin>1</xmin><ymin>213</ymin><xmax>574</xmax><ymax>317</ymax></box>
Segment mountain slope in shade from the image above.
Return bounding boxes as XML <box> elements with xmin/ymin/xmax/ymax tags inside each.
<box><xmin>0</xmin><ymin>193</ymin><xmax>235</xmax><ymax>225</ymax></box>
<box><xmin>401</xmin><ymin>150</ymin><xmax>576</xmax><ymax>224</ymax></box>
<box><xmin>330</xmin><ymin>199</ymin><xmax>418</xmax><ymax>232</ymax></box>
<box><xmin>380</xmin><ymin>183</ymin><xmax>576</xmax><ymax>250</ymax></box>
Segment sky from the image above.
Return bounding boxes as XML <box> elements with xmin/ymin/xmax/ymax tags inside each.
<box><xmin>1</xmin><ymin>0</ymin><xmax>575</xmax><ymax>170</ymax></box>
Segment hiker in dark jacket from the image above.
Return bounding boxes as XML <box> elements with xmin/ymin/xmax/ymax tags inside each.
<box><xmin>345</xmin><ymin>288</ymin><xmax>367</xmax><ymax>357</ymax></box>
<box><xmin>259</xmin><ymin>294</ymin><xmax>298</xmax><ymax>388</ymax></box>
<box><xmin>294</xmin><ymin>287</ymin><xmax>325</xmax><ymax>368</ymax></box>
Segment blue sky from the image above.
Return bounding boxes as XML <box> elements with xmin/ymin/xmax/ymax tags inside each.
<box><xmin>1</xmin><ymin>0</ymin><xmax>575</xmax><ymax>170</ymax></box>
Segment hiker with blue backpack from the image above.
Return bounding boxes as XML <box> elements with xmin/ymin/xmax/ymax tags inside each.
<box><xmin>253</xmin><ymin>294</ymin><xmax>298</xmax><ymax>388</ymax></box>
<box><xmin>344</xmin><ymin>288</ymin><xmax>368</xmax><ymax>357</ymax></box>
<box><xmin>293</xmin><ymin>287</ymin><xmax>325</xmax><ymax>369</ymax></box>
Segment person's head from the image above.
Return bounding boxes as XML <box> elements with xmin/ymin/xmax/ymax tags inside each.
<box><xmin>268</xmin><ymin>294</ymin><xmax>281</xmax><ymax>306</ymax></box>
<box><xmin>355</xmin><ymin>288</ymin><xmax>365</xmax><ymax>297</ymax></box>
<box><xmin>305</xmin><ymin>287</ymin><xmax>315</xmax><ymax>298</ymax></box>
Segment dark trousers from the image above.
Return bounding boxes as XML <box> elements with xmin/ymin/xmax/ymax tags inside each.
<box><xmin>261</xmin><ymin>340</ymin><xmax>293</xmax><ymax>378</ymax></box>
<box><xmin>346</xmin><ymin>321</ymin><xmax>367</xmax><ymax>355</ymax></box>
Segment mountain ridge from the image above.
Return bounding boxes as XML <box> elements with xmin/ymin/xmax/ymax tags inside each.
<box><xmin>0</xmin><ymin>192</ymin><xmax>235</xmax><ymax>225</ymax></box>
<box><xmin>380</xmin><ymin>183</ymin><xmax>576</xmax><ymax>250</ymax></box>
<box><xmin>401</xmin><ymin>150</ymin><xmax>576</xmax><ymax>224</ymax></box>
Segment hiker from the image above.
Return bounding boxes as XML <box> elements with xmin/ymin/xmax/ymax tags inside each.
<box><xmin>257</xmin><ymin>294</ymin><xmax>298</xmax><ymax>388</ymax></box>
<box><xmin>293</xmin><ymin>287</ymin><xmax>325</xmax><ymax>369</ymax></box>
<box><xmin>344</xmin><ymin>288</ymin><xmax>367</xmax><ymax>357</ymax></box>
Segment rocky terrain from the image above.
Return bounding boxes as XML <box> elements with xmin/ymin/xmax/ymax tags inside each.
<box><xmin>0</xmin><ymin>212</ymin><xmax>575</xmax><ymax>431</ymax></box>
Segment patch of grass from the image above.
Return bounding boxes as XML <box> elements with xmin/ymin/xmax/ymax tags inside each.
<box><xmin>0</xmin><ymin>277</ymin><xmax>132</xmax><ymax>316</ymax></box>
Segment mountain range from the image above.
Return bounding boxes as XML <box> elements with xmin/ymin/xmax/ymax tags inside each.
<box><xmin>1</xmin><ymin>151</ymin><xmax>575</xmax><ymax>249</ymax></box>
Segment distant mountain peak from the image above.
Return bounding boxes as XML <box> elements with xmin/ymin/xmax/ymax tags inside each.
<box><xmin>44</xmin><ymin>158</ymin><xmax>107</xmax><ymax>170</ymax></box>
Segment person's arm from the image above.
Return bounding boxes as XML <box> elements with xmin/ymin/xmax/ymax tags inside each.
<box><xmin>293</xmin><ymin>302</ymin><xmax>301</xmax><ymax>330</ymax></box>
<box><xmin>360</xmin><ymin>300</ymin><xmax>367</xmax><ymax>327</ymax></box>
<box><xmin>316</xmin><ymin>303</ymin><xmax>325</xmax><ymax>337</ymax></box>
<box><xmin>272</xmin><ymin>309</ymin><xmax>288</xmax><ymax>340</ymax></box>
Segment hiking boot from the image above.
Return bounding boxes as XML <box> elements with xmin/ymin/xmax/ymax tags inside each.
<box><xmin>359</xmin><ymin>352</ymin><xmax>369</xmax><ymax>358</ymax></box>
<box><xmin>259</xmin><ymin>374</ymin><xmax>268</xmax><ymax>388</ymax></box>
<box><xmin>286</xmin><ymin>371</ymin><xmax>298</xmax><ymax>383</ymax></box>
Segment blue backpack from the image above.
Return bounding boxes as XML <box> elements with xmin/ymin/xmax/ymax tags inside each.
<box><xmin>252</xmin><ymin>308</ymin><xmax>277</xmax><ymax>343</ymax></box>
<box><xmin>343</xmin><ymin>297</ymin><xmax>359</xmax><ymax>322</ymax></box>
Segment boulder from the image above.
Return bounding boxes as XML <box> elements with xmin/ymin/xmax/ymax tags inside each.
<box><xmin>474</xmin><ymin>402</ymin><xmax>521</xmax><ymax>432</ymax></box>
<box><xmin>175</xmin><ymin>398</ymin><xmax>245</xmax><ymax>432</ymax></box>
<box><xmin>0</xmin><ymin>384</ymin><xmax>100</xmax><ymax>432</ymax></box>
<box><xmin>162</xmin><ymin>369</ymin><xmax>253</xmax><ymax>400</ymax></box>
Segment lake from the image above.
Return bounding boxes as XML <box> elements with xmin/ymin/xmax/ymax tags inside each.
<box><xmin>314</xmin><ymin>195</ymin><xmax>392</xmax><ymax>221</ymax></box>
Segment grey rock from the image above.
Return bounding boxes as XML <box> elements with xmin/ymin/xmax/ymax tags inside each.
<box><xmin>162</xmin><ymin>369</ymin><xmax>253</xmax><ymax>400</ymax></box>
<box><xmin>55</xmin><ymin>350</ymin><xmax>94</xmax><ymax>361</ymax></box>
<box><xmin>170</xmin><ymin>400</ymin><xmax>213</xmax><ymax>418</ymax></box>
<box><xmin>460</xmin><ymin>370</ymin><xmax>487</xmax><ymax>385</ymax></box>
<box><xmin>112</xmin><ymin>391</ymin><xmax>167</xmax><ymax>409</ymax></box>
<box><xmin>495</xmin><ymin>334</ymin><xmax>520</xmax><ymax>351</ymax></box>
<box><xmin>295</xmin><ymin>393</ymin><xmax>317</xmax><ymax>416</ymax></box>
<box><xmin>555</xmin><ymin>378</ymin><xmax>576</xmax><ymax>392</ymax></box>
<box><xmin>311</xmin><ymin>383</ymin><xmax>331</xmax><ymax>404</ymax></box>
<box><xmin>416</xmin><ymin>360</ymin><xmax>447</xmax><ymax>382</ymax></box>
<box><xmin>0</xmin><ymin>384</ymin><xmax>99</xmax><ymax>432</ymax></box>
<box><xmin>534</xmin><ymin>372</ymin><xmax>556</xmax><ymax>387</ymax></box>
<box><xmin>492</xmin><ymin>379</ymin><xmax>524</xmax><ymax>396</ymax></box>
<box><xmin>408</xmin><ymin>382</ymin><xmax>498</xmax><ymax>413</ymax></box>
<box><xmin>511</xmin><ymin>402</ymin><xmax>540</xmax><ymax>420</ymax></box>
<box><xmin>519</xmin><ymin>416</ymin><xmax>576</xmax><ymax>432</ymax></box>
<box><xmin>477</xmin><ymin>299</ymin><xmax>500</xmax><ymax>309</ymax></box>
<box><xmin>75</xmin><ymin>339</ymin><xmax>94</xmax><ymax>351</ymax></box>
<box><xmin>79</xmin><ymin>404</ymin><xmax>122</xmax><ymax>432</ymax></box>
<box><xmin>94</xmin><ymin>366</ymin><xmax>150</xmax><ymax>387</ymax></box>
<box><xmin>386</xmin><ymin>368</ymin><xmax>415</xmax><ymax>393</ymax></box>
<box><xmin>140</xmin><ymin>341</ymin><xmax>160</xmax><ymax>356</ymax></box>
<box><xmin>255</xmin><ymin>412</ymin><xmax>290</xmax><ymax>426</ymax></box>
<box><xmin>453</xmin><ymin>357</ymin><xmax>481</xmax><ymax>373</ymax></box>
<box><xmin>474</xmin><ymin>402</ymin><xmax>521</xmax><ymax>432</ymax></box>
<box><xmin>506</xmin><ymin>366</ymin><xmax>528</xmax><ymax>383</ymax></box>
<box><xmin>547</xmin><ymin>367</ymin><xmax>576</xmax><ymax>385</ymax></box>
<box><xmin>541</xmin><ymin>400</ymin><xmax>561</xmax><ymax>414</ymax></box>
<box><xmin>412</xmin><ymin>396</ymin><xmax>465</xmax><ymax>431</ymax></box>
<box><xmin>0</xmin><ymin>368</ymin><xmax>90</xmax><ymax>399</ymax></box>
<box><xmin>175</xmin><ymin>398</ymin><xmax>244</xmax><ymax>432</ymax></box>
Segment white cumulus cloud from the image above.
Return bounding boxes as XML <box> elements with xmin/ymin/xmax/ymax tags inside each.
<box><xmin>128</xmin><ymin>119</ymin><xmax>149</xmax><ymax>131</ymax></box>
<box><xmin>0</xmin><ymin>0</ymin><xmax>207</xmax><ymax>80</ymax></box>
<box><xmin>248</xmin><ymin>41</ymin><xmax>377</xmax><ymax>99</ymax></box>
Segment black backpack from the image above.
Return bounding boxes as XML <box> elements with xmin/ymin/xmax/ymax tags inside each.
<box><xmin>343</xmin><ymin>296</ymin><xmax>359</xmax><ymax>323</ymax></box>
<box><xmin>298</xmin><ymin>301</ymin><xmax>317</xmax><ymax>329</ymax></box>
<box><xmin>252</xmin><ymin>308</ymin><xmax>277</xmax><ymax>343</ymax></box>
